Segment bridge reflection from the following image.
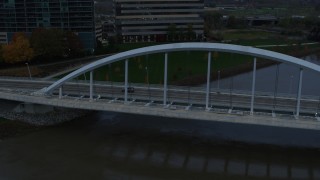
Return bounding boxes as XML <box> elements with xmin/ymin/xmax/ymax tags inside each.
<box><xmin>98</xmin><ymin>131</ymin><xmax>320</xmax><ymax>179</ymax></box>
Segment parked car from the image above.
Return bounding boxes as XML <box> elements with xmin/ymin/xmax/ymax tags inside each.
<box><xmin>121</xmin><ymin>87</ymin><xmax>135</xmax><ymax>93</ymax></box>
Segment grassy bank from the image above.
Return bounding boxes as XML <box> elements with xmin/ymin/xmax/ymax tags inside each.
<box><xmin>86</xmin><ymin>51</ymin><xmax>252</xmax><ymax>85</ymax></box>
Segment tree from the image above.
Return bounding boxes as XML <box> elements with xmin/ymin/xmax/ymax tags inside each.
<box><xmin>302</xmin><ymin>16</ymin><xmax>320</xmax><ymax>30</ymax></box>
<box><xmin>65</xmin><ymin>31</ymin><xmax>84</xmax><ymax>57</ymax></box>
<box><xmin>0</xmin><ymin>45</ymin><xmax>4</xmax><ymax>63</ymax></box>
<box><xmin>177</xmin><ymin>28</ymin><xmax>184</xmax><ymax>41</ymax></box>
<box><xmin>167</xmin><ymin>24</ymin><xmax>177</xmax><ymax>41</ymax></box>
<box><xmin>2</xmin><ymin>32</ymin><xmax>34</xmax><ymax>64</ymax></box>
<box><xmin>108</xmin><ymin>36</ymin><xmax>116</xmax><ymax>49</ymax></box>
<box><xmin>30</xmin><ymin>28</ymin><xmax>66</xmax><ymax>61</ymax></box>
<box><xmin>226</xmin><ymin>16</ymin><xmax>237</xmax><ymax>29</ymax></box>
<box><xmin>204</xmin><ymin>11</ymin><xmax>223</xmax><ymax>34</ymax></box>
<box><xmin>308</xmin><ymin>25</ymin><xmax>320</xmax><ymax>41</ymax></box>
<box><xmin>186</xmin><ymin>24</ymin><xmax>196</xmax><ymax>41</ymax></box>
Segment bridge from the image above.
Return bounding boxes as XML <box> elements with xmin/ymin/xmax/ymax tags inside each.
<box><xmin>1</xmin><ymin>43</ymin><xmax>320</xmax><ymax>130</ymax></box>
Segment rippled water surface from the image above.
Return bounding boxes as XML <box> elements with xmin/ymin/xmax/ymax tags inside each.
<box><xmin>0</xmin><ymin>112</ymin><xmax>320</xmax><ymax>180</ymax></box>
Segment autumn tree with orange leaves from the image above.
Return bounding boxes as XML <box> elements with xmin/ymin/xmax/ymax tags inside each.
<box><xmin>2</xmin><ymin>32</ymin><xmax>34</xmax><ymax>64</ymax></box>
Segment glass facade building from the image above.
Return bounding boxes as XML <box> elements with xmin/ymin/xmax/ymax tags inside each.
<box><xmin>114</xmin><ymin>0</ymin><xmax>204</xmax><ymax>43</ymax></box>
<box><xmin>0</xmin><ymin>0</ymin><xmax>95</xmax><ymax>50</ymax></box>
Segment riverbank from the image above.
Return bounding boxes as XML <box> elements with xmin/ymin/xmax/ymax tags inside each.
<box><xmin>0</xmin><ymin>109</ymin><xmax>94</xmax><ymax>140</ymax></box>
<box><xmin>0</xmin><ymin>108</ymin><xmax>91</xmax><ymax>126</ymax></box>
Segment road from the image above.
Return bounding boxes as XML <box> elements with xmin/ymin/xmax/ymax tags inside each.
<box><xmin>0</xmin><ymin>77</ymin><xmax>319</xmax><ymax>116</ymax></box>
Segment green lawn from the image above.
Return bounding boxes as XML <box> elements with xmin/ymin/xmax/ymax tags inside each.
<box><xmin>223</xmin><ymin>30</ymin><xmax>277</xmax><ymax>41</ymax></box>
<box><xmin>225</xmin><ymin>7</ymin><xmax>319</xmax><ymax>18</ymax></box>
<box><xmin>88</xmin><ymin>50</ymin><xmax>251</xmax><ymax>84</ymax></box>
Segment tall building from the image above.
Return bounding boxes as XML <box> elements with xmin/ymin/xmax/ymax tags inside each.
<box><xmin>114</xmin><ymin>0</ymin><xmax>204</xmax><ymax>43</ymax></box>
<box><xmin>0</xmin><ymin>0</ymin><xmax>95</xmax><ymax>50</ymax></box>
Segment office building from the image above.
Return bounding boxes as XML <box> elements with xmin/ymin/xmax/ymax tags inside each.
<box><xmin>0</xmin><ymin>0</ymin><xmax>95</xmax><ymax>50</ymax></box>
<box><xmin>114</xmin><ymin>0</ymin><xmax>204</xmax><ymax>43</ymax></box>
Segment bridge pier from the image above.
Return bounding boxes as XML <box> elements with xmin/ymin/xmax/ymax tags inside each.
<box><xmin>15</xmin><ymin>103</ymin><xmax>54</xmax><ymax>114</ymax></box>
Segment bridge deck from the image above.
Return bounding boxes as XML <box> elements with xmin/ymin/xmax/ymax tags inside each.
<box><xmin>0</xmin><ymin>86</ymin><xmax>319</xmax><ymax>130</ymax></box>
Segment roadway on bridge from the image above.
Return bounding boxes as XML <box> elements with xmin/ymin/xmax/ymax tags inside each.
<box><xmin>1</xmin><ymin>78</ymin><xmax>320</xmax><ymax>130</ymax></box>
<box><xmin>0</xmin><ymin>78</ymin><xmax>319</xmax><ymax>116</ymax></box>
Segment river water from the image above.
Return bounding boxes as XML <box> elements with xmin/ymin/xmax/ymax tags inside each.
<box><xmin>1</xmin><ymin>112</ymin><xmax>320</xmax><ymax>180</ymax></box>
<box><xmin>212</xmin><ymin>54</ymin><xmax>320</xmax><ymax>96</ymax></box>
<box><xmin>1</xmin><ymin>55</ymin><xmax>320</xmax><ymax>180</ymax></box>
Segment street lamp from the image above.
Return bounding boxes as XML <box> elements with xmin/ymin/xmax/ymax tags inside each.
<box><xmin>25</xmin><ymin>62</ymin><xmax>32</xmax><ymax>80</ymax></box>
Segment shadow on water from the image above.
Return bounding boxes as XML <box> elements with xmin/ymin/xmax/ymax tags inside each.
<box><xmin>1</xmin><ymin>111</ymin><xmax>320</xmax><ymax>180</ymax></box>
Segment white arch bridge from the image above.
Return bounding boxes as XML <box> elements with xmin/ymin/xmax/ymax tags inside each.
<box><xmin>1</xmin><ymin>43</ymin><xmax>320</xmax><ymax>130</ymax></box>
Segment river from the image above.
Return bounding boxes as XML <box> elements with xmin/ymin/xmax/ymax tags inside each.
<box><xmin>211</xmin><ymin>54</ymin><xmax>320</xmax><ymax>96</ymax></box>
<box><xmin>1</xmin><ymin>55</ymin><xmax>320</xmax><ymax>180</ymax></box>
<box><xmin>1</xmin><ymin>112</ymin><xmax>320</xmax><ymax>180</ymax></box>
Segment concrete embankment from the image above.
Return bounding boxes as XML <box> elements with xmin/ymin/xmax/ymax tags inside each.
<box><xmin>0</xmin><ymin>99</ymin><xmax>91</xmax><ymax>126</ymax></box>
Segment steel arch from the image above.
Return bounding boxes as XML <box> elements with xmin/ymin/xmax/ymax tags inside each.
<box><xmin>44</xmin><ymin>42</ymin><xmax>320</xmax><ymax>94</ymax></box>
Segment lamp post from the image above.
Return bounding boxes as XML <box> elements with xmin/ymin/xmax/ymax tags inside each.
<box><xmin>25</xmin><ymin>62</ymin><xmax>31</xmax><ymax>80</ymax></box>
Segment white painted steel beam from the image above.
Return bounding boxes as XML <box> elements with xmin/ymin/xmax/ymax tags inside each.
<box><xmin>124</xmin><ymin>59</ymin><xmax>128</xmax><ymax>103</ymax></box>
<box><xmin>44</xmin><ymin>43</ymin><xmax>320</xmax><ymax>94</ymax></box>
<box><xmin>164</xmin><ymin>53</ymin><xmax>168</xmax><ymax>107</ymax></box>
<box><xmin>206</xmin><ymin>51</ymin><xmax>211</xmax><ymax>110</ymax></box>
<box><xmin>296</xmin><ymin>68</ymin><xmax>304</xmax><ymax>118</ymax></box>
<box><xmin>90</xmin><ymin>71</ymin><xmax>93</xmax><ymax>100</ymax></box>
<box><xmin>59</xmin><ymin>87</ymin><xmax>62</xmax><ymax>99</ymax></box>
<box><xmin>250</xmin><ymin>58</ymin><xmax>257</xmax><ymax>115</ymax></box>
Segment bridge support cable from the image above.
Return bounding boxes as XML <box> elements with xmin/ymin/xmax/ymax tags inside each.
<box><xmin>187</xmin><ymin>51</ymin><xmax>191</xmax><ymax>106</ymax></box>
<box><xmin>272</xmin><ymin>64</ymin><xmax>280</xmax><ymax>114</ymax></box>
<box><xmin>229</xmin><ymin>77</ymin><xmax>234</xmax><ymax>112</ymax></box>
<box><xmin>295</xmin><ymin>68</ymin><xmax>304</xmax><ymax>118</ymax></box>
<box><xmin>124</xmin><ymin>59</ymin><xmax>128</xmax><ymax>103</ymax></box>
<box><xmin>109</xmin><ymin>64</ymin><xmax>114</xmax><ymax>99</ymax></box>
<box><xmin>76</xmin><ymin>76</ymin><xmax>81</xmax><ymax>98</ymax></box>
<box><xmin>146</xmin><ymin>55</ymin><xmax>151</xmax><ymax>101</ymax></box>
<box><xmin>316</xmin><ymin>97</ymin><xmax>320</xmax><ymax>118</ymax></box>
<box><xmin>205</xmin><ymin>52</ymin><xmax>212</xmax><ymax>110</ymax></box>
<box><xmin>90</xmin><ymin>71</ymin><xmax>94</xmax><ymax>100</ymax></box>
<box><xmin>163</xmin><ymin>53</ymin><xmax>168</xmax><ymax>107</ymax></box>
<box><xmin>250</xmin><ymin>57</ymin><xmax>257</xmax><ymax>115</ymax></box>
<box><xmin>59</xmin><ymin>86</ymin><xmax>63</xmax><ymax>99</ymax></box>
